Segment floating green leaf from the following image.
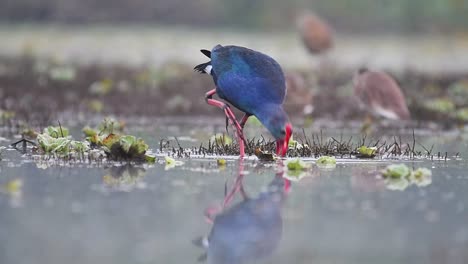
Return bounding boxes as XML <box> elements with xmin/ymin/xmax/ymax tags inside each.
<box><xmin>382</xmin><ymin>164</ymin><xmax>411</xmax><ymax>179</ymax></box>
<box><xmin>145</xmin><ymin>154</ymin><xmax>156</xmax><ymax>163</ymax></box>
<box><xmin>316</xmin><ymin>156</ymin><xmax>336</xmax><ymax>168</ymax></box>
<box><xmin>286</xmin><ymin>158</ymin><xmax>311</xmax><ymax>171</ymax></box>
<box><xmin>357</xmin><ymin>146</ymin><xmax>377</xmax><ymax>158</ymax></box>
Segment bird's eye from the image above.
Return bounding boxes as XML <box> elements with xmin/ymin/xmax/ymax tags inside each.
<box><xmin>280</xmin><ymin>130</ymin><xmax>286</xmax><ymax>136</ymax></box>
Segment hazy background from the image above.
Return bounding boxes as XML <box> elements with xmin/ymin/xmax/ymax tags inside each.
<box><xmin>1</xmin><ymin>0</ymin><xmax>468</xmax><ymax>33</ymax></box>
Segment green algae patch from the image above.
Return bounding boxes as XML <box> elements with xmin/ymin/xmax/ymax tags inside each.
<box><xmin>357</xmin><ymin>146</ymin><xmax>377</xmax><ymax>158</ymax></box>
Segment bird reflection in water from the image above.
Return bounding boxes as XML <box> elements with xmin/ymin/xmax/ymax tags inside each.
<box><xmin>194</xmin><ymin>160</ymin><xmax>290</xmax><ymax>263</ymax></box>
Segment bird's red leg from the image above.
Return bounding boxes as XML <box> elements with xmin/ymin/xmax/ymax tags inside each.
<box><xmin>205</xmin><ymin>89</ymin><xmax>245</xmax><ymax>157</ymax></box>
<box><xmin>239</xmin><ymin>113</ymin><xmax>251</xmax><ymax>128</ymax></box>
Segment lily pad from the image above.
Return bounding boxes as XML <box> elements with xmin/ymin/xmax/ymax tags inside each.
<box><xmin>316</xmin><ymin>156</ymin><xmax>336</xmax><ymax>169</ymax></box>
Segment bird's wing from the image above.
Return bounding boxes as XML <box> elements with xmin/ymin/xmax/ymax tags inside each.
<box><xmin>212</xmin><ymin>46</ymin><xmax>286</xmax><ymax>112</ymax></box>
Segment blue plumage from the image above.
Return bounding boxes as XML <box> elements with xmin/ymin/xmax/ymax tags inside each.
<box><xmin>195</xmin><ymin>45</ymin><xmax>292</xmax><ymax>156</ymax></box>
<box><xmin>211</xmin><ymin>45</ymin><xmax>286</xmax><ymax>113</ymax></box>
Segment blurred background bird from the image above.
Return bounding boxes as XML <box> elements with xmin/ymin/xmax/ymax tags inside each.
<box><xmin>296</xmin><ymin>10</ymin><xmax>334</xmax><ymax>55</ymax></box>
<box><xmin>353</xmin><ymin>68</ymin><xmax>410</xmax><ymax>120</ymax></box>
<box><xmin>353</xmin><ymin>67</ymin><xmax>411</xmax><ymax>131</ymax></box>
<box><xmin>195</xmin><ymin>45</ymin><xmax>292</xmax><ymax>157</ymax></box>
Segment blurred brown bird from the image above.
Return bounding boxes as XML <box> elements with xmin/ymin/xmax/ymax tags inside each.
<box><xmin>297</xmin><ymin>11</ymin><xmax>333</xmax><ymax>54</ymax></box>
<box><xmin>353</xmin><ymin>68</ymin><xmax>411</xmax><ymax>120</ymax></box>
<box><xmin>284</xmin><ymin>72</ymin><xmax>314</xmax><ymax>116</ymax></box>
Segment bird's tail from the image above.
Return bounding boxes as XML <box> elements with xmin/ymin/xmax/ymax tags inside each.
<box><xmin>194</xmin><ymin>62</ymin><xmax>212</xmax><ymax>74</ymax></box>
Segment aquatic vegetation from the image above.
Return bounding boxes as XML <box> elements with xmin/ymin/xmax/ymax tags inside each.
<box><xmin>286</xmin><ymin>158</ymin><xmax>311</xmax><ymax>171</ymax></box>
<box><xmin>316</xmin><ymin>156</ymin><xmax>336</xmax><ymax>169</ymax></box>
<box><xmin>43</xmin><ymin>126</ymin><xmax>69</xmax><ymax>138</ymax></box>
<box><xmin>254</xmin><ymin>147</ymin><xmax>276</xmax><ymax>161</ymax></box>
<box><xmin>0</xmin><ymin>109</ymin><xmax>15</xmax><ymax>122</ymax></box>
<box><xmin>382</xmin><ymin>164</ymin><xmax>411</xmax><ymax>179</ymax></box>
<box><xmin>37</xmin><ymin>126</ymin><xmax>89</xmax><ymax>155</ymax></box>
<box><xmin>448</xmin><ymin>79</ymin><xmax>468</xmax><ymax>106</ymax></box>
<box><xmin>357</xmin><ymin>145</ymin><xmax>377</xmax><ymax>158</ymax></box>
<box><xmin>81</xmin><ymin>119</ymin><xmax>153</xmax><ymax>162</ymax></box>
<box><xmin>210</xmin><ymin>133</ymin><xmax>233</xmax><ymax>146</ymax></box>
<box><xmin>162</xmin><ymin>130</ymin><xmax>433</xmax><ymax>159</ymax></box>
<box><xmin>455</xmin><ymin>108</ymin><xmax>468</xmax><ymax>122</ymax></box>
<box><xmin>423</xmin><ymin>98</ymin><xmax>456</xmax><ymax>114</ymax></box>
<box><xmin>381</xmin><ymin>164</ymin><xmax>432</xmax><ymax>191</ymax></box>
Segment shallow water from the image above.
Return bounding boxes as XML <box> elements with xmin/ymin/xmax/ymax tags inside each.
<box><xmin>0</xmin><ymin>123</ymin><xmax>468</xmax><ymax>264</ymax></box>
